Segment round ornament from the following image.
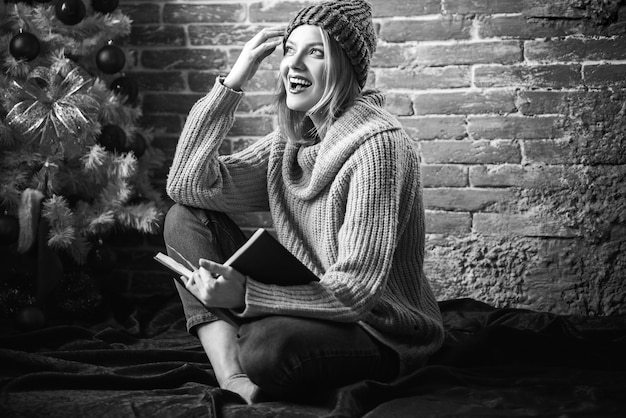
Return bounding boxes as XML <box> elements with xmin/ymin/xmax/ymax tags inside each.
<box><xmin>0</xmin><ymin>273</ymin><xmax>35</xmax><ymax>319</ymax></box>
<box><xmin>55</xmin><ymin>0</ymin><xmax>87</xmax><ymax>26</ymax></box>
<box><xmin>16</xmin><ymin>305</ymin><xmax>46</xmax><ymax>330</ymax></box>
<box><xmin>92</xmin><ymin>0</ymin><xmax>119</xmax><ymax>14</ymax></box>
<box><xmin>97</xmin><ymin>124</ymin><xmax>127</xmax><ymax>152</ymax></box>
<box><xmin>129</xmin><ymin>134</ymin><xmax>146</xmax><ymax>158</ymax></box>
<box><xmin>0</xmin><ymin>214</ymin><xmax>20</xmax><ymax>246</ymax></box>
<box><xmin>9</xmin><ymin>31</ymin><xmax>40</xmax><ymax>61</ymax></box>
<box><xmin>110</xmin><ymin>76</ymin><xmax>138</xmax><ymax>104</ymax></box>
<box><xmin>96</xmin><ymin>44</ymin><xmax>126</xmax><ymax>74</ymax></box>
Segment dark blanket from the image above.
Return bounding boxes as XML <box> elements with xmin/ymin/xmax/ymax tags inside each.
<box><xmin>1</xmin><ymin>295</ymin><xmax>625</xmax><ymax>418</ymax></box>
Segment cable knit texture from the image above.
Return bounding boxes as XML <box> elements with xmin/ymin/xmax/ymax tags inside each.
<box><xmin>167</xmin><ymin>79</ymin><xmax>444</xmax><ymax>375</ymax></box>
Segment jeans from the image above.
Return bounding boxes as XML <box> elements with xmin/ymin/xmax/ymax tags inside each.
<box><xmin>163</xmin><ymin>204</ymin><xmax>400</xmax><ymax>398</ymax></box>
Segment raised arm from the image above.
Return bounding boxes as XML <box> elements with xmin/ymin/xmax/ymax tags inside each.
<box><xmin>166</xmin><ymin>27</ymin><xmax>285</xmax><ymax>212</ymax></box>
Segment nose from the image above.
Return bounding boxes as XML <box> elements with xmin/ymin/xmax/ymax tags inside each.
<box><xmin>285</xmin><ymin>50</ymin><xmax>306</xmax><ymax>70</ymax></box>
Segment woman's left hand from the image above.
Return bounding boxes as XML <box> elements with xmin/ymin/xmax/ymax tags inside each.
<box><xmin>186</xmin><ymin>259</ymin><xmax>247</xmax><ymax>309</ymax></box>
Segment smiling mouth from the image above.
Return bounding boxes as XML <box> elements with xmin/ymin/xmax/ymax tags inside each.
<box><xmin>288</xmin><ymin>76</ymin><xmax>312</xmax><ymax>93</ymax></box>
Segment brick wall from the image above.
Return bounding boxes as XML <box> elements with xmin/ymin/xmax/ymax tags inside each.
<box><xmin>118</xmin><ymin>0</ymin><xmax>626</xmax><ymax>315</ymax></box>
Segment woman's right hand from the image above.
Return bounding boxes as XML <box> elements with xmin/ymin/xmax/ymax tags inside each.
<box><xmin>223</xmin><ymin>26</ymin><xmax>285</xmax><ymax>91</ymax></box>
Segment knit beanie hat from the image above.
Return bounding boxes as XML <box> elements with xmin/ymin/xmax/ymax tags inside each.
<box><xmin>284</xmin><ymin>0</ymin><xmax>376</xmax><ymax>89</ymax></box>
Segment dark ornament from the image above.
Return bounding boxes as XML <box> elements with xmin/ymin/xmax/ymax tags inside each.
<box><xmin>96</xmin><ymin>44</ymin><xmax>126</xmax><ymax>74</ymax></box>
<box><xmin>0</xmin><ymin>214</ymin><xmax>20</xmax><ymax>245</ymax></box>
<box><xmin>91</xmin><ymin>0</ymin><xmax>118</xmax><ymax>14</ymax></box>
<box><xmin>97</xmin><ymin>124</ymin><xmax>127</xmax><ymax>152</ymax></box>
<box><xmin>0</xmin><ymin>271</ymin><xmax>35</xmax><ymax>320</ymax></box>
<box><xmin>129</xmin><ymin>133</ymin><xmax>146</xmax><ymax>158</ymax></box>
<box><xmin>110</xmin><ymin>76</ymin><xmax>138</xmax><ymax>104</ymax></box>
<box><xmin>55</xmin><ymin>0</ymin><xmax>86</xmax><ymax>26</ymax></box>
<box><xmin>9</xmin><ymin>31</ymin><xmax>40</xmax><ymax>61</ymax></box>
<box><xmin>16</xmin><ymin>305</ymin><xmax>46</xmax><ymax>330</ymax></box>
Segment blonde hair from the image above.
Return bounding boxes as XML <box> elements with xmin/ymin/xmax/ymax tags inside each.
<box><xmin>275</xmin><ymin>27</ymin><xmax>361</xmax><ymax>143</ymax></box>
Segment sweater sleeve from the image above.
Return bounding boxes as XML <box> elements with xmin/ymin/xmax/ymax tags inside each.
<box><xmin>239</xmin><ymin>129</ymin><xmax>414</xmax><ymax>322</ymax></box>
<box><xmin>166</xmin><ymin>78</ymin><xmax>272</xmax><ymax>212</ymax></box>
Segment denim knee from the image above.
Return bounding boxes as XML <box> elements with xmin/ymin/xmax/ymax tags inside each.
<box><xmin>163</xmin><ymin>203</ymin><xmax>190</xmax><ymax>247</ymax></box>
<box><xmin>237</xmin><ymin>318</ymin><xmax>303</xmax><ymax>397</ymax></box>
<box><xmin>163</xmin><ymin>203</ymin><xmax>221</xmax><ymax>257</ymax></box>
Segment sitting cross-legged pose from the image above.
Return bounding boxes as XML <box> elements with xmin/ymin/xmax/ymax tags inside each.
<box><xmin>164</xmin><ymin>0</ymin><xmax>444</xmax><ymax>404</ymax></box>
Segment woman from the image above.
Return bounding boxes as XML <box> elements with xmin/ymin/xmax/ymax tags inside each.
<box><xmin>164</xmin><ymin>0</ymin><xmax>444</xmax><ymax>404</ymax></box>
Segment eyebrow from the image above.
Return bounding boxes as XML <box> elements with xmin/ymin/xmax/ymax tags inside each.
<box><xmin>285</xmin><ymin>41</ymin><xmax>324</xmax><ymax>48</ymax></box>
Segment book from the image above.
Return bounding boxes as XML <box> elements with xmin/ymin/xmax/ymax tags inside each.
<box><xmin>154</xmin><ymin>228</ymin><xmax>319</xmax><ymax>327</ymax></box>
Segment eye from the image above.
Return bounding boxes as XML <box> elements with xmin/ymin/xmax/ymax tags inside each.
<box><xmin>284</xmin><ymin>45</ymin><xmax>295</xmax><ymax>55</ymax></box>
<box><xmin>310</xmin><ymin>48</ymin><xmax>324</xmax><ymax>58</ymax></box>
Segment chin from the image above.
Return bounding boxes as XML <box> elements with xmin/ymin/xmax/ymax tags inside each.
<box><xmin>286</xmin><ymin>99</ymin><xmax>312</xmax><ymax>113</ymax></box>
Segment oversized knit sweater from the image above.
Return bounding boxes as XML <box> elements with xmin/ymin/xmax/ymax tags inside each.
<box><xmin>166</xmin><ymin>79</ymin><xmax>444</xmax><ymax>375</ymax></box>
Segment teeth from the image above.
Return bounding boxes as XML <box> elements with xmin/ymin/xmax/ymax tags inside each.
<box><xmin>289</xmin><ymin>76</ymin><xmax>311</xmax><ymax>87</ymax></box>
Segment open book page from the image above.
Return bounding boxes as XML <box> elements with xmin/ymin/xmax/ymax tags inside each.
<box><xmin>154</xmin><ymin>252</ymin><xmax>192</xmax><ymax>280</ymax></box>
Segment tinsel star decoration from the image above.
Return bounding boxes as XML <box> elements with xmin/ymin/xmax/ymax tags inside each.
<box><xmin>5</xmin><ymin>65</ymin><xmax>99</xmax><ymax>156</ymax></box>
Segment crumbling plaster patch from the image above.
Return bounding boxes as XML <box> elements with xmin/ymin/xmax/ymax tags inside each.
<box><xmin>427</xmin><ymin>88</ymin><xmax>625</xmax><ymax>315</ymax></box>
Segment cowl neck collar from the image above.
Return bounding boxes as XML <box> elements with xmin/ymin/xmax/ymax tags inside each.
<box><xmin>280</xmin><ymin>91</ymin><xmax>401</xmax><ymax>200</ymax></box>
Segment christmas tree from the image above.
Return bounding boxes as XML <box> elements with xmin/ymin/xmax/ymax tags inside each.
<box><xmin>0</xmin><ymin>0</ymin><xmax>165</xmax><ymax>321</ymax></box>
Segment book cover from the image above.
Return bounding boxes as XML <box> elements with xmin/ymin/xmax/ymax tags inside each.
<box><xmin>224</xmin><ymin>228</ymin><xmax>319</xmax><ymax>285</ymax></box>
<box><xmin>154</xmin><ymin>228</ymin><xmax>319</xmax><ymax>327</ymax></box>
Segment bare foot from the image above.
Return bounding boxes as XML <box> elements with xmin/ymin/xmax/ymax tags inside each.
<box><xmin>221</xmin><ymin>373</ymin><xmax>261</xmax><ymax>404</ymax></box>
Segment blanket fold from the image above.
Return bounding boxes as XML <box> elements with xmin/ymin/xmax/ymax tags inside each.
<box><xmin>1</xmin><ymin>296</ymin><xmax>625</xmax><ymax>418</ymax></box>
